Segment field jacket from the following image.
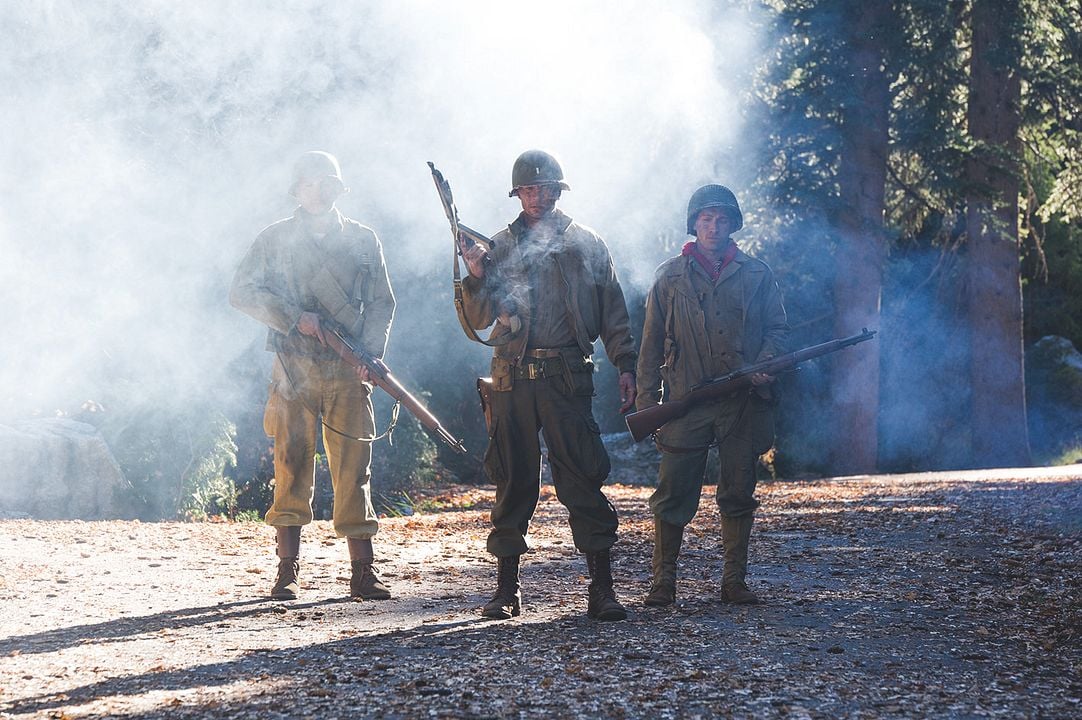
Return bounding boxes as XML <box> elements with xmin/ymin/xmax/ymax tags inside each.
<box><xmin>461</xmin><ymin>209</ymin><xmax>637</xmax><ymax>388</ymax></box>
<box><xmin>636</xmin><ymin>246</ymin><xmax>788</xmax><ymax>409</ymax></box>
<box><xmin>230</xmin><ymin>207</ymin><xmax>395</xmax><ymax>360</ymax></box>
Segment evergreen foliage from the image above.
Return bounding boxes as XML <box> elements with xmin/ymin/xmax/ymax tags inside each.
<box><xmin>747</xmin><ymin>0</ymin><xmax>1081</xmax><ymax>473</ymax></box>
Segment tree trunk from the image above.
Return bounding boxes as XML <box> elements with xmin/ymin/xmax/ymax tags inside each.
<box><xmin>831</xmin><ymin>0</ymin><xmax>890</xmax><ymax>475</ymax></box>
<box><xmin>965</xmin><ymin>0</ymin><xmax>1031</xmax><ymax>468</ymax></box>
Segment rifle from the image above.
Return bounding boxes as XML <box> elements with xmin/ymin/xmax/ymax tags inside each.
<box><xmin>428</xmin><ymin>161</ymin><xmax>491</xmax><ymax>253</ymax></box>
<box><xmin>325</xmin><ymin>326</ymin><xmax>467</xmax><ymax>454</ymax></box>
<box><xmin>428</xmin><ymin>161</ymin><xmax>521</xmax><ymax>345</ymax></box>
<box><xmin>625</xmin><ymin>328</ymin><xmax>877</xmax><ymax>443</ymax></box>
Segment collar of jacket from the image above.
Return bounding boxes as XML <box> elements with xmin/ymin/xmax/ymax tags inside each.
<box><xmin>508</xmin><ymin>208</ymin><xmax>573</xmax><ymax>239</ymax></box>
<box><xmin>667</xmin><ymin>243</ymin><xmax>752</xmax><ymax>280</ymax></box>
<box><xmin>293</xmin><ymin>206</ymin><xmax>345</xmax><ymax>236</ymax></box>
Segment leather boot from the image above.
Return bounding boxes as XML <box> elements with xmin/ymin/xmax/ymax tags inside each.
<box><xmin>645</xmin><ymin>520</ymin><xmax>684</xmax><ymax>607</ymax></box>
<box><xmin>720</xmin><ymin>515</ymin><xmax>759</xmax><ymax>604</ymax></box>
<box><xmin>270</xmin><ymin>526</ymin><xmax>301</xmax><ymax>600</ymax></box>
<box><xmin>481</xmin><ymin>555</ymin><xmax>522</xmax><ymax>619</ymax></box>
<box><xmin>347</xmin><ymin>538</ymin><xmax>391</xmax><ymax>600</ymax></box>
<box><xmin>586</xmin><ymin>548</ymin><xmax>628</xmax><ymax>621</ymax></box>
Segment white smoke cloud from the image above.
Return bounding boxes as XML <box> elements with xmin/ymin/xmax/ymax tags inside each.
<box><xmin>0</xmin><ymin>0</ymin><xmax>763</xmax><ymax>419</ymax></box>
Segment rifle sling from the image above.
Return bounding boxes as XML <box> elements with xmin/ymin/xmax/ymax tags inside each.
<box><xmin>275</xmin><ymin>351</ymin><xmax>401</xmax><ymax>445</ymax></box>
<box><xmin>452</xmin><ymin>231</ymin><xmax>522</xmax><ymax>347</ymax></box>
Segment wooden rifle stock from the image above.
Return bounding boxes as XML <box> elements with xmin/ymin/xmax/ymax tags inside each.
<box><xmin>326</xmin><ymin>327</ymin><xmax>467</xmax><ymax>454</ymax></box>
<box><xmin>625</xmin><ymin>328</ymin><xmax>877</xmax><ymax>442</ymax></box>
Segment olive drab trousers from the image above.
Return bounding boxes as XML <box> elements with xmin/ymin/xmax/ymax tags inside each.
<box><xmin>263</xmin><ymin>353</ymin><xmax>379</xmax><ymax>538</ymax></box>
<box><xmin>650</xmin><ymin>393</ymin><xmax>774</xmax><ymax>525</ymax></box>
<box><xmin>483</xmin><ymin>366</ymin><xmax>618</xmax><ymax>558</ymax></box>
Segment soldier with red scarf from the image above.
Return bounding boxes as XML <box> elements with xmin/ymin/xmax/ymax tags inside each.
<box><xmin>636</xmin><ymin>184</ymin><xmax>788</xmax><ymax>606</ymax></box>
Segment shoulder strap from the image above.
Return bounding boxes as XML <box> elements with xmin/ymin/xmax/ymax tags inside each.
<box><xmin>452</xmin><ymin>234</ymin><xmax>522</xmax><ymax>347</ymax></box>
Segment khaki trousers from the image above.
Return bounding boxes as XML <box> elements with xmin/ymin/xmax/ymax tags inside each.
<box><xmin>483</xmin><ymin>371</ymin><xmax>618</xmax><ymax>557</ymax></box>
<box><xmin>263</xmin><ymin>353</ymin><xmax>379</xmax><ymax>538</ymax></box>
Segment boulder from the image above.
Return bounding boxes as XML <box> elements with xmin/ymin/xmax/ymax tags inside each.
<box><xmin>601</xmin><ymin>432</ymin><xmax>662</xmax><ymax>486</ymax></box>
<box><xmin>537</xmin><ymin>431</ymin><xmax>661</xmax><ymax>487</ymax></box>
<box><xmin>0</xmin><ymin>418</ymin><xmax>130</xmax><ymax>519</ymax></box>
<box><xmin>1026</xmin><ymin>336</ymin><xmax>1082</xmax><ymax>462</ymax></box>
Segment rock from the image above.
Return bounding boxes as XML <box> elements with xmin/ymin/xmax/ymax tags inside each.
<box><xmin>0</xmin><ymin>418</ymin><xmax>131</xmax><ymax>519</ymax></box>
<box><xmin>1026</xmin><ymin>336</ymin><xmax>1082</xmax><ymax>462</ymax></box>
<box><xmin>537</xmin><ymin>432</ymin><xmax>661</xmax><ymax>487</ymax></box>
<box><xmin>601</xmin><ymin>432</ymin><xmax>662</xmax><ymax>486</ymax></box>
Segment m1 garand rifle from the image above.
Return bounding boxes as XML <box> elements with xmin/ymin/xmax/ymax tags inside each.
<box><xmin>625</xmin><ymin>328</ymin><xmax>877</xmax><ymax>443</ymax></box>
<box><xmin>428</xmin><ymin>161</ymin><xmax>521</xmax><ymax>345</ymax></box>
<box><xmin>324</xmin><ymin>326</ymin><xmax>467</xmax><ymax>454</ymax></box>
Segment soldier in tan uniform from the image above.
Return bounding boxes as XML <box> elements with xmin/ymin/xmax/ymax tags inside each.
<box><xmin>459</xmin><ymin>150</ymin><xmax>638</xmax><ymax>622</ymax></box>
<box><xmin>636</xmin><ymin>185</ymin><xmax>788</xmax><ymax>606</ymax></box>
<box><xmin>230</xmin><ymin>151</ymin><xmax>396</xmax><ymax>601</ymax></box>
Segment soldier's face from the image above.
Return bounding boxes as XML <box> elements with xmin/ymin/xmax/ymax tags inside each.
<box><xmin>517</xmin><ymin>183</ymin><xmax>561</xmax><ymax>221</ymax></box>
<box><xmin>694</xmin><ymin>208</ymin><xmax>733</xmax><ymax>253</ymax></box>
<box><xmin>294</xmin><ymin>177</ymin><xmax>341</xmax><ymax>215</ymax></box>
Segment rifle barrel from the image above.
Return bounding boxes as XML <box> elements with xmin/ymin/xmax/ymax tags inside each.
<box><xmin>625</xmin><ymin>329</ymin><xmax>877</xmax><ymax>442</ymax></box>
<box><xmin>327</xmin><ymin>329</ymin><xmax>467</xmax><ymax>454</ymax></box>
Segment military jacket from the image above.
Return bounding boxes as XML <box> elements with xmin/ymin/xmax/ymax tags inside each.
<box><xmin>230</xmin><ymin>207</ymin><xmax>395</xmax><ymax>360</ymax></box>
<box><xmin>636</xmin><ymin>246</ymin><xmax>788</xmax><ymax>409</ymax></box>
<box><xmin>461</xmin><ymin>209</ymin><xmax>637</xmax><ymax>384</ymax></box>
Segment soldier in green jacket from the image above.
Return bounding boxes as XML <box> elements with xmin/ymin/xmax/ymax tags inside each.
<box><xmin>230</xmin><ymin>151</ymin><xmax>396</xmax><ymax>602</ymax></box>
<box><xmin>459</xmin><ymin>150</ymin><xmax>638</xmax><ymax>622</ymax></box>
<box><xmin>636</xmin><ymin>185</ymin><xmax>788</xmax><ymax>606</ymax></box>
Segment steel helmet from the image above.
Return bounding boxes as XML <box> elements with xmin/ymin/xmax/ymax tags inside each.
<box><xmin>686</xmin><ymin>184</ymin><xmax>743</xmax><ymax>235</ymax></box>
<box><xmin>509</xmin><ymin>149</ymin><xmax>571</xmax><ymax>197</ymax></box>
<box><xmin>290</xmin><ymin>150</ymin><xmax>346</xmax><ymax>197</ymax></box>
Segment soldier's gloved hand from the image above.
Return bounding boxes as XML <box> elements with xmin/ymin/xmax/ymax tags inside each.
<box><xmin>618</xmin><ymin>371</ymin><xmax>637</xmax><ymax>413</ymax></box>
<box><xmin>750</xmin><ymin>372</ymin><xmax>774</xmax><ymax>386</ymax></box>
<box><xmin>297</xmin><ymin>311</ymin><xmax>327</xmax><ymax>345</ymax></box>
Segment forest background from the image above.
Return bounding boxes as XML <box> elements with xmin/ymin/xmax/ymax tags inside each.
<box><xmin>2</xmin><ymin>0</ymin><xmax>1079</xmax><ymax>521</ymax></box>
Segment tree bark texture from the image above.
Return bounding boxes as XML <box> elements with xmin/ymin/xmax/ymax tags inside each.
<box><xmin>831</xmin><ymin>0</ymin><xmax>890</xmax><ymax>475</ymax></box>
<box><xmin>965</xmin><ymin>0</ymin><xmax>1031</xmax><ymax>468</ymax></box>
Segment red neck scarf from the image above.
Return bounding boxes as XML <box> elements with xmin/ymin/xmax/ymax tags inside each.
<box><xmin>682</xmin><ymin>240</ymin><xmax>738</xmax><ymax>281</ymax></box>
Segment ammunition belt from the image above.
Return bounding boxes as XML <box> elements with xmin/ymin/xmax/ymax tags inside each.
<box><xmin>513</xmin><ymin>347</ymin><xmax>587</xmax><ymax>380</ymax></box>
<box><xmin>513</xmin><ymin>357</ymin><xmax>565</xmax><ymax>380</ymax></box>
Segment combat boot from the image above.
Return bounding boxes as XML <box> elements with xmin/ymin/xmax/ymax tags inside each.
<box><xmin>481</xmin><ymin>555</ymin><xmax>522</xmax><ymax>619</ymax></box>
<box><xmin>347</xmin><ymin>538</ymin><xmax>391</xmax><ymax>600</ymax></box>
<box><xmin>586</xmin><ymin>548</ymin><xmax>628</xmax><ymax>621</ymax></box>
<box><xmin>644</xmin><ymin>520</ymin><xmax>684</xmax><ymax>607</ymax></box>
<box><xmin>720</xmin><ymin>515</ymin><xmax>759</xmax><ymax>604</ymax></box>
<box><xmin>270</xmin><ymin>526</ymin><xmax>301</xmax><ymax>600</ymax></box>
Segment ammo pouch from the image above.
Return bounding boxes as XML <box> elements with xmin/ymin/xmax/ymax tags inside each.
<box><xmin>490</xmin><ymin>357</ymin><xmax>515</xmax><ymax>391</ymax></box>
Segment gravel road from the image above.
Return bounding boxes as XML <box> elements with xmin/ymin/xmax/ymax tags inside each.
<box><xmin>1</xmin><ymin>467</ymin><xmax>1079</xmax><ymax>719</ymax></box>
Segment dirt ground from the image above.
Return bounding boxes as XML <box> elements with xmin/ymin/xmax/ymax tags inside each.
<box><xmin>1</xmin><ymin>466</ymin><xmax>1080</xmax><ymax>719</ymax></box>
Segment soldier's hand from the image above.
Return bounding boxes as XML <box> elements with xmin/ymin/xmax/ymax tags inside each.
<box><xmin>355</xmin><ymin>365</ymin><xmax>372</xmax><ymax>384</ymax></box>
<box><xmin>750</xmin><ymin>372</ymin><xmax>775</xmax><ymax>386</ymax></box>
<box><xmin>459</xmin><ymin>234</ymin><xmax>488</xmax><ymax>279</ymax></box>
<box><xmin>618</xmin><ymin>371</ymin><xmax>637</xmax><ymax>413</ymax></box>
<box><xmin>297</xmin><ymin>311</ymin><xmax>327</xmax><ymax>345</ymax></box>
